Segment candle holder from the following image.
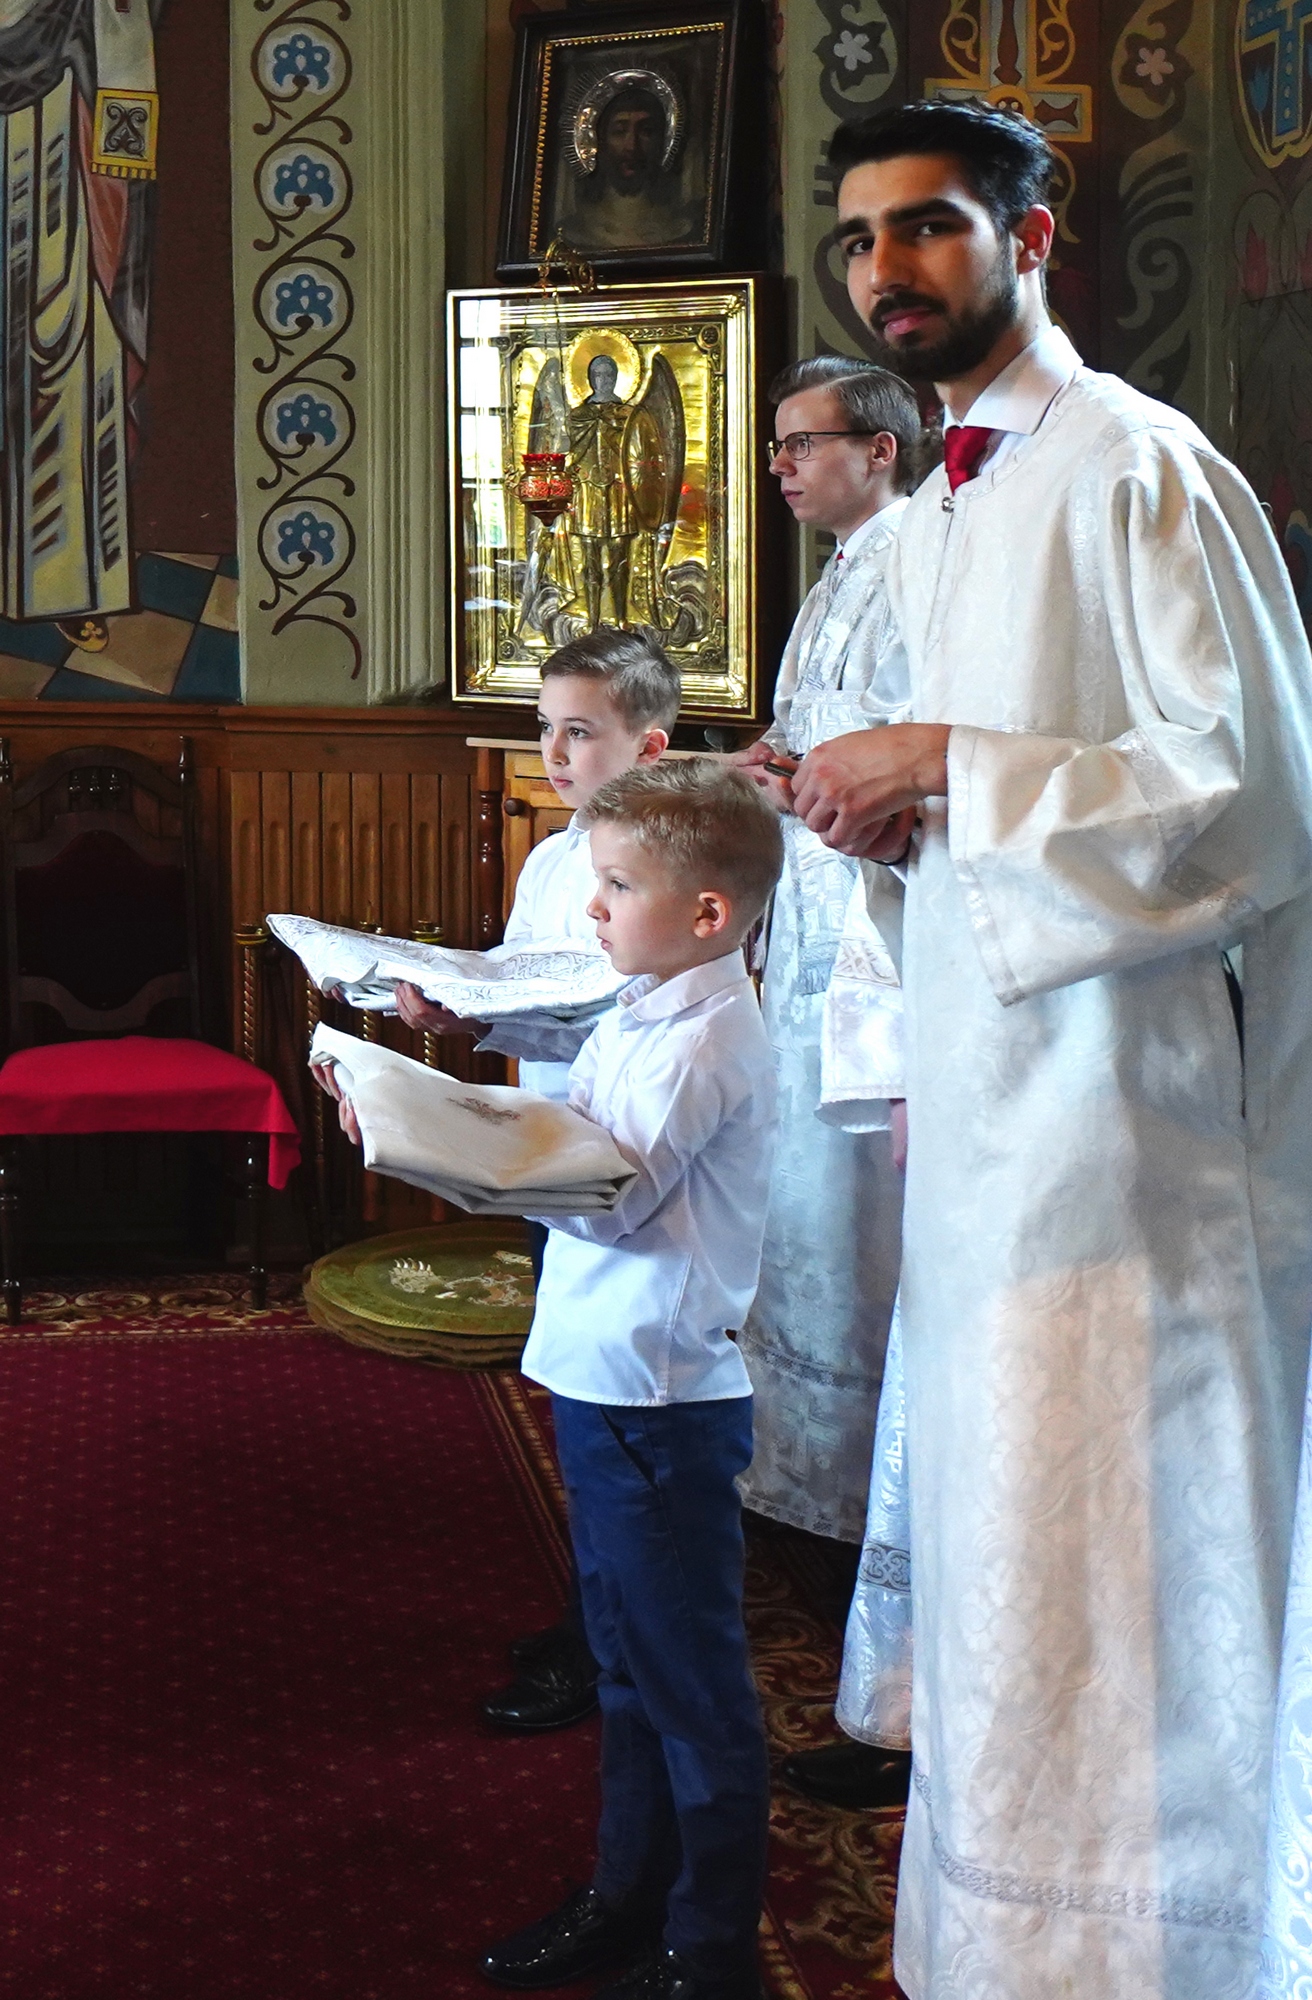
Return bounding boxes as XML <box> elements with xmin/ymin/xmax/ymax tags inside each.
<box><xmin>517</xmin><ymin>452</ymin><xmax>573</xmax><ymax>522</ymax></box>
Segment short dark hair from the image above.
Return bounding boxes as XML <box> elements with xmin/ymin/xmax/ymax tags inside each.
<box><xmin>828</xmin><ymin>99</ymin><xmax>1057</xmax><ymax>238</ymax></box>
<box><xmin>540</xmin><ymin>626</ymin><xmax>681</xmax><ymax>733</ymax></box>
<box><xmin>769</xmin><ymin>355</ymin><xmax>924</xmax><ymax>493</ymax></box>
<box><xmin>583</xmin><ymin>758</ymin><xmax>784</xmax><ymax>930</ymax></box>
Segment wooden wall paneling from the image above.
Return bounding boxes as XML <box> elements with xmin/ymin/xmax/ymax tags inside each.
<box><xmin>502</xmin><ymin>750</ymin><xmax>570</xmax><ymax>922</ymax></box>
<box><xmin>196</xmin><ymin>766</ymin><xmax>223</xmax><ymax>897</ymax></box>
<box><xmin>213</xmin><ymin>756</ymin><xmax>233</xmax><ymax>1045</ymax></box>
<box><xmin>502</xmin><ymin>806</ymin><xmax>532</xmax><ymax>924</ymax></box>
<box><xmin>406</xmin><ymin>776</ymin><xmax>448</xmax><ymax>1231</ymax></box>
<box><xmin>442</xmin><ymin>772</ymin><xmax>475</xmax><ymax>948</ymax></box>
<box><xmin>410</xmin><ymin>773</ymin><xmax>441</xmax><ymax>934</ymax></box>
<box><xmin>349</xmin><ymin>772</ymin><xmax>383</xmax><ymax>1227</ymax></box>
<box><xmin>351</xmin><ymin>774</ymin><xmax>383</xmax><ymax>930</ymax></box>
<box><xmin>256</xmin><ymin>775</ymin><xmax>294</xmax><ymax>1132</ymax></box>
<box><xmin>195</xmin><ymin>762</ymin><xmax>226</xmax><ymax>1039</ymax></box>
<box><xmin>287</xmin><ymin>764</ymin><xmax>347</xmax><ymax>1244</ymax></box>
<box><xmin>260</xmin><ymin>772</ymin><xmax>292</xmax><ymax>916</ymax></box>
<box><xmin>290</xmin><ymin>771</ymin><xmax>323</xmax><ymax>917</ymax></box>
<box><xmin>284</xmin><ymin>771</ymin><xmax>325</xmax><ymax>1244</ymax></box>
<box><xmin>321</xmin><ymin>774</ymin><xmax>353</xmax><ymax>927</ymax></box>
<box><xmin>228</xmin><ymin>769</ymin><xmax>263</xmax><ymax>1075</ymax></box>
<box><xmin>379</xmin><ymin>773</ymin><xmax>412</xmax><ymax>937</ymax></box>
<box><xmin>474</xmin><ymin>748</ymin><xmax>504</xmax><ymax>948</ymax></box>
<box><xmin>228</xmin><ymin>769</ymin><xmax>263</xmax><ymax>931</ymax></box>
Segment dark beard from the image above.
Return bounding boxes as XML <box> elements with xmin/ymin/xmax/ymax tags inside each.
<box><xmin>864</xmin><ymin>255</ymin><xmax>1019</xmax><ymax>384</ymax></box>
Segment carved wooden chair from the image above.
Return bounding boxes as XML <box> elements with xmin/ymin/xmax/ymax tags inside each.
<box><xmin>266</xmin><ymin>919</ymin><xmax>452</xmax><ymax>1250</ymax></box>
<box><xmin>0</xmin><ymin>739</ymin><xmax>300</xmax><ymax>1323</ymax></box>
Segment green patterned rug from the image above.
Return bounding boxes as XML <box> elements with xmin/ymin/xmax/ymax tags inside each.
<box><xmin>304</xmin><ymin>1222</ymin><xmax>536</xmax><ymax>1367</ymax></box>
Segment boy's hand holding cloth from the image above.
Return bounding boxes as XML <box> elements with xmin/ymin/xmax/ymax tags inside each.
<box><xmin>307</xmin><ymin>1023</ymin><xmax>636</xmax><ymax>1215</ymax></box>
<box><xmin>270</xmin><ymin>913</ymin><xmax>625</xmax><ymax>1025</ymax></box>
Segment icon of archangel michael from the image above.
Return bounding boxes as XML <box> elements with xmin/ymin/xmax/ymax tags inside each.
<box><xmin>0</xmin><ymin>0</ymin><xmax>160</xmax><ymax>647</ymax></box>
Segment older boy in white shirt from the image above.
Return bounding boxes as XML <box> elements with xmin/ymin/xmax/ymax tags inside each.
<box><xmin>397</xmin><ymin>626</ymin><xmax>681</xmax><ymax>1735</ymax></box>
<box><xmin>396</xmin><ymin>626</ymin><xmax>680</xmax><ymax>1105</ymax></box>
<box><xmin>480</xmin><ymin>763</ymin><xmax>784</xmax><ymax>2000</ymax></box>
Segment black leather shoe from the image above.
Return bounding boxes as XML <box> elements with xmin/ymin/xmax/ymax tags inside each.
<box><xmin>482</xmin><ymin>1650</ymin><xmax>599</xmax><ymax>1733</ymax></box>
<box><xmin>779</xmin><ymin>1741</ymin><xmax>911</xmax><ymax>1810</ymax></box>
<box><xmin>481</xmin><ymin>1886</ymin><xmax>658</xmax><ymax>1989</ymax></box>
<box><xmin>508</xmin><ymin>1618</ymin><xmax>578</xmax><ymax>1669</ymax></box>
<box><xmin>593</xmin><ymin>1946</ymin><xmax>764</xmax><ymax>1999</ymax></box>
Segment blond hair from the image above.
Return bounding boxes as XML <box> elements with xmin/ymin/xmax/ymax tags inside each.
<box><xmin>583</xmin><ymin>758</ymin><xmax>784</xmax><ymax>927</ymax></box>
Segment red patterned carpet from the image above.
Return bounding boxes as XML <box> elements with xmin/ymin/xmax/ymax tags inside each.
<box><xmin>0</xmin><ymin>1277</ymin><xmax>902</xmax><ymax>1999</ymax></box>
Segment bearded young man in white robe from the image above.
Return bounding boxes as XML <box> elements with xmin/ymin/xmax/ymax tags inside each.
<box><xmin>731</xmin><ymin>357</ymin><xmax>916</xmax><ymax>1813</ymax></box>
<box><xmin>791</xmin><ymin>98</ymin><xmax>1312</xmax><ymax>2000</ymax></box>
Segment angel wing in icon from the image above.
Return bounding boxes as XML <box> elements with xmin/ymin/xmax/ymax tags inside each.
<box><xmin>515</xmin><ymin>357</ymin><xmax>577</xmax><ymax>641</ymax></box>
<box><xmin>625</xmin><ymin>353</ymin><xmax>686</xmax><ymax>629</ymax></box>
<box><xmin>626</xmin><ymin>354</ymin><xmax>685</xmax><ymax>540</ymax></box>
<box><xmin>526</xmin><ymin>356</ymin><xmax>570</xmax><ymax>457</ymax></box>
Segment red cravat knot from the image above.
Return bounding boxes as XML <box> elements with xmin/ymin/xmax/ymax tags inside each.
<box><xmin>943</xmin><ymin>424</ymin><xmax>996</xmax><ymax>493</ymax></box>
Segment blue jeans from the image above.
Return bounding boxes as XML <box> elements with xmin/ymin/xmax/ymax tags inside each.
<box><xmin>551</xmin><ymin>1393</ymin><xmax>767</xmax><ymax>1984</ymax></box>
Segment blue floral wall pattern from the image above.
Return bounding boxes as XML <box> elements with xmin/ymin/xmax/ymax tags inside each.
<box><xmin>249</xmin><ymin>1</ymin><xmax>359</xmax><ymax>679</ymax></box>
<box><xmin>275</xmin><ymin>392</ymin><xmax>338</xmax><ymax>447</ymax></box>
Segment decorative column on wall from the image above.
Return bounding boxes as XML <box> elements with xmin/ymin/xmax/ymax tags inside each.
<box><xmin>231</xmin><ymin>0</ymin><xmax>451</xmax><ymax>704</ymax></box>
<box><xmin>778</xmin><ymin>0</ymin><xmax>908</xmax><ymax>373</ymax></box>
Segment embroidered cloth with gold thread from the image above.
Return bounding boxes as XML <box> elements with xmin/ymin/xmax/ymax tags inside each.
<box><xmin>308</xmin><ymin>1024</ymin><xmax>636</xmax><ymax>1216</ymax></box>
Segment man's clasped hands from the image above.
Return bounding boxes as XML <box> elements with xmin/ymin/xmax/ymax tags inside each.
<box><xmin>734</xmin><ymin>721</ymin><xmax>952</xmax><ymax>862</ymax></box>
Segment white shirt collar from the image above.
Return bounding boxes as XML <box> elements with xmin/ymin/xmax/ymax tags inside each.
<box><xmin>944</xmin><ymin>323</ymin><xmax>1081</xmax><ymax>438</ymax></box>
<box><xmin>617</xmin><ymin>949</ymin><xmax>749</xmax><ymax>1026</ymax></box>
<box><xmin>838</xmin><ymin>492</ymin><xmax>909</xmax><ymax>560</ymax></box>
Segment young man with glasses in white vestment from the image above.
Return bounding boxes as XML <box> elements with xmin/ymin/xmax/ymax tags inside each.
<box><xmin>731</xmin><ymin>358</ymin><xmax>920</xmax><ymax>1810</ymax></box>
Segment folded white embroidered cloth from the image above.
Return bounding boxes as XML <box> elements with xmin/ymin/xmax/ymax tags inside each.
<box><xmin>270</xmin><ymin>914</ymin><xmax>624</xmax><ymax>1022</ymax></box>
<box><xmin>308</xmin><ymin>1024</ymin><xmax>636</xmax><ymax>1215</ymax></box>
<box><xmin>818</xmin><ymin>875</ymin><xmax>904</xmax><ymax>1134</ymax></box>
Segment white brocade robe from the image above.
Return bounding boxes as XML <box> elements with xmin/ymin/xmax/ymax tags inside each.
<box><xmin>736</xmin><ymin>501</ymin><xmax>908</xmax><ymax>1542</ymax></box>
<box><xmin>1261</xmin><ymin>1403</ymin><xmax>1312</xmax><ymax>1995</ymax></box>
<box><xmin>835</xmin><ymin>1297</ymin><xmax>911</xmax><ymax>1750</ymax></box>
<box><xmin>879</xmin><ymin>367</ymin><xmax>1312</xmax><ymax>1999</ymax></box>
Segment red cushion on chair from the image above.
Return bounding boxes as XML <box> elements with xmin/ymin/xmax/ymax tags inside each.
<box><xmin>0</xmin><ymin>1038</ymin><xmax>301</xmax><ymax>1189</ymax></box>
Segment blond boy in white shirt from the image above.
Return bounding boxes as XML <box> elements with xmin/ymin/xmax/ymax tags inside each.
<box><xmin>397</xmin><ymin>627</ymin><xmax>681</xmax><ymax>1736</ymax></box>
<box><xmin>480</xmin><ymin>763</ymin><xmax>783</xmax><ymax>2000</ymax></box>
<box><xmin>395</xmin><ymin>627</ymin><xmax>680</xmax><ymax>1105</ymax></box>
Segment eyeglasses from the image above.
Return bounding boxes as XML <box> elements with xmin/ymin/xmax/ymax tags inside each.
<box><xmin>765</xmin><ymin>430</ymin><xmax>873</xmax><ymax>464</ymax></box>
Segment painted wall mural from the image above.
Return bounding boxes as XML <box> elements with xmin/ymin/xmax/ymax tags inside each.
<box><xmin>1235</xmin><ymin>0</ymin><xmax>1312</xmax><ymax>169</ymax></box>
<box><xmin>1227</xmin><ymin>0</ymin><xmax>1312</xmax><ymax>630</ymax></box>
<box><xmin>785</xmin><ymin>0</ymin><xmax>1205</xmax><ymax>387</ymax></box>
<box><xmin>0</xmin><ymin>0</ymin><xmax>240</xmax><ymax>704</ymax></box>
<box><xmin>925</xmin><ymin>0</ymin><xmax>1099</xmax><ymax>357</ymax></box>
<box><xmin>780</xmin><ymin>0</ymin><xmax>1312</xmax><ymax>636</ymax></box>
<box><xmin>248</xmin><ymin>2</ymin><xmax>360</xmax><ymax>683</ymax></box>
<box><xmin>1101</xmin><ymin>0</ymin><xmax>1208</xmax><ymax>415</ymax></box>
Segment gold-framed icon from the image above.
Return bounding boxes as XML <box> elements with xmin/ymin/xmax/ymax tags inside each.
<box><xmin>447</xmin><ymin>276</ymin><xmax>782</xmax><ymax>720</ymax></box>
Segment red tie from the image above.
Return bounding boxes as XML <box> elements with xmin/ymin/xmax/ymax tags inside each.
<box><xmin>943</xmin><ymin>424</ymin><xmax>996</xmax><ymax>492</ymax></box>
